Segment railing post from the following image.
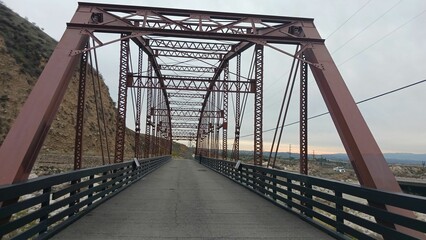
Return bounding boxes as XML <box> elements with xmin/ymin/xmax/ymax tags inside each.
<box><xmin>302</xmin><ymin>182</ymin><xmax>313</xmax><ymax>218</ymax></box>
<box><xmin>39</xmin><ymin>187</ymin><xmax>51</xmax><ymax>235</ymax></box>
<box><xmin>87</xmin><ymin>175</ymin><xmax>94</xmax><ymax>207</ymax></box>
<box><xmin>272</xmin><ymin>174</ymin><xmax>277</xmax><ymax>201</ymax></box>
<box><xmin>335</xmin><ymin>190</ymin><xmax>344</xmax><ymax>234</ymax></box>
<box><xmin>68</xmin><ymin>179</ymin><xmax>80</xmax><ymax>217</ymax></box>
<box><xmin>287</xmin><ymin>178</ymin><xmax>292</xmax><ymax>209</ymax></box>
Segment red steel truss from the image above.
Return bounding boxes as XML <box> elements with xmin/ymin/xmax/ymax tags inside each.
<box><xmin>73</xmin><ymin>43</ymin><xmax>88</xmax><ymax>170</ymax></box>
<box><xmin>129</xmin><ymin>75</ymin><xmax>253</xmax><ymax>93</ymax></box>
<box><xmin>114</xmin><ymin>34</ymin><xmax>130</xmax><ymax>163</ymax></box>
<box><xmin>144</xmin><ymin>60</ymin><xmax>153</xmax><ymax>158</ymax></box>
<box><xmin>222</xmin><ymin>62</ymin><xmax>229</xmax><ymax>160</ymax></box>
<box><xmin>134</xmin><ymin>47</ymin><xmax>143</xmax><ymax>159</ymax></box>
<box><xmin>300</xmin><ymin>54</ymin><xmax>308</xmax><ymax>175</ymax></box>
<box><xmin>232</xmin><ymin>54</ymin><xmax>242</xmax><ymax>161</ymax></box>
<box><xmin>0</xmin><ymin>3</ymin><xmax>418</xmax><ymax>236</ymax></box>
<box><xmin>253</xmin><ymin>44</ymin><xmax>264</xmax><ymax>166</ymax></box>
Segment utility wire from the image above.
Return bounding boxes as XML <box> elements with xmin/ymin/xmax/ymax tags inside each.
<box><xmin>332</xmin><ymin>0</ymin><xmax>402</xmax><ymax>54</ymax></box>
<box><xmin>326</xmin><ymin>0</ymin><xmax>372</xmax><ymax>39</ymax></box>
<box><xmin>338</xmin><ymin>8</ymin><xmax>426</xmax><ymax>66</ymax></box>
<box><xmin>240</xmin><ymin>78</ymin><xmax>426</xmax><ymax>138</ymax></box>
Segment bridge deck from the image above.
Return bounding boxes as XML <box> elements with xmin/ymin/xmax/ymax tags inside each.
<box><xmin>54</xmin><ymin>159</ymin><xmax>332</xmax><ymax>239</ymax></box>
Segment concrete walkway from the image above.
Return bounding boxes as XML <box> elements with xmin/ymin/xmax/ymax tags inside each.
<box><xmin>54</xmin><ymin>159</ymin><xmax>333</xmax><ymax>239</ymax></box>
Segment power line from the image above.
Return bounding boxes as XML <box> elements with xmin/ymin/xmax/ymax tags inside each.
<box><xmin>240</xmin><ymin>78</ymin><xmax>426</xmax><ymax>138</ymax></box>
<box><xmin>331</xmin><ymin>0</ymin><xmax>402</xmax><ymax>54</ymax></box>
<box><xmin>326</xmin><ymin>0</ymin><xmax>372</xmax><ymax>39</ymax></box>
<box><xmin>338</xmin><ymin>8</ymin><xmax>426</xmax><ymax>66</ymax></box>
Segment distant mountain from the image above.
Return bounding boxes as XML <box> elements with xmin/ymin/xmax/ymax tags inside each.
<box><xmin>323</xmin><ymin>153</ymin><xmax>426</xmax><ymax>165</ymax></box>
<box><xmin>0</xmin><ymin>3</ymin><xmax>192</xmax><ymax>164</ymax></box>
<box><xmin>239</xmin><ymin>150</ymin><xmax>426</xmax><ymax>165</ymax></box>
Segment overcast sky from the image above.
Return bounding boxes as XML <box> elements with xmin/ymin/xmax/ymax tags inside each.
<box><xmin>3</xmin><ymin>0</ymin><xmax>426</xmax><ymax>154</ymax></box>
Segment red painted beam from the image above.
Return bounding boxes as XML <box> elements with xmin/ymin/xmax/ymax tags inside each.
<box><xmin>303</xmin><ymin>22</ymin><xmax>424</xmax><ymax>239</ymax></box>
<box><xmin>0</xmin><ymin>7</ymin><xmax>91</xmax><ymax>185</ymax></box>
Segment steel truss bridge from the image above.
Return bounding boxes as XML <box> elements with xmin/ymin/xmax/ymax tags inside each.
<box><xmin>0</xmin><ymin>3</ymin><xmax>425</xmax><ymax>239</ymax></box>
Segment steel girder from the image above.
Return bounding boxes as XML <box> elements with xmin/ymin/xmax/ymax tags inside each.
<box><xmin>154</xmin><ymin>49</ymin><xmax>223</xmax><ymax>59</ymax></box>
<box><xmin>302</xmin><ymin>25</ymin><xmax>421</xmax><ymax>237</ymax></box>
<box><xmin>171</xmin><ymin>117</ymin><xmax>200</xmax><ymax>122</ymax></box>
<box><xmin>222</xmin><ymin>63</ymin><xmax>229</xmax><ymax>160</ymax></box>
<box><xmin>172</xmin><ymin>129</ymin><xmax>197</xmax><ymax>136</ymax></box>
<box><xmin>233</xmin><ymin>54</ymin><xmax>242</xmax><ymax>161</ymax></box>
<box><xmin>153</xmin><ymin>109</ymin><xmax>222</xmax><ymax>118</ymax></box>
<box><xmin>168</xmin><ymin>93</ymin><xmax>205</xmax><ymax>98</ymax></box>
<box><xmin>134</xmin><ymin>47</ymin><xmax>143</xmax><ymax>159</ymax></box>
<box><xmin>0</xmin><ymin>23</ymin><xmax>90</xmax><ymax>185</ymax></box>
<box><xmin>73</xmin><ymin>44</ymin><xmax>89</xmax><ymax>170</ymax></box>
<box><xmin>67</xmin><ymin>3</ymin><xmax>324</xmax><ymax>45</ymax></box>
<box><xmin>144</xmin><ymin>61</ymin><xmax>153</xmax><ymax>158</ymax></box>
<box><xmin>300</xmin><ymin>54</ymin><xmax>308</xmax><ymax>174</ymax></box>
<box><xmin>170</xmin><ymin>101</ymin><xmax>202</xmax><ymax>106</ymax></box>
<box><xmin>162</xmin><ymin>75</ymin><xmax>212</xmax><ymax>81</ymax></box>
<box><xmin>253</xmin><ymin>45</ymin><xmax>264</xmax><ymax>166</ymax></box>
<box><xmin>149</xmin><ymin>39</ymin><xmax>233</xmax><ymax>52</ymax></box>
<box><xmin>129</xmin><ymin>75</ymin><xmax>253</xmax><ymax>93</ymax></box>
<box><xmin>159</xmin><ymin>65</ymin><xmax>217</xmax><ymax>73</ymax></box>
<box><xmin>114</xmin><ymin>34</ymin><xmax>130</xmax><ymax>163</ymax></box>
<box><xmin>172</xmin><ymin>123</ymin><xmax>207</xmax><ymax>129</ymax></box>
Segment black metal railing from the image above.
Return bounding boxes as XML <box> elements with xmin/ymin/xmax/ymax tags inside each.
<box><xmin>197</xmin><ymin>156</ymin><xmax>426</xmax><ymax>240</ymax></box>
<box><xmin>0</xmin><ymin>156</ymin><xmax>170</xmax><ymax>239</ymax></box>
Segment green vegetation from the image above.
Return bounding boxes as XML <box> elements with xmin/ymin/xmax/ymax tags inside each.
<box><xmin>0</xmin><ymin>3</ymin><xmax>57</xmax><ymax>77</ymax></box>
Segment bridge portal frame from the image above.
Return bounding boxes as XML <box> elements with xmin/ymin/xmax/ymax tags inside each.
<box><xmin>0</xmin><ymin>3</ymin><xmax>420</xmax><ymax>237</ymax></box>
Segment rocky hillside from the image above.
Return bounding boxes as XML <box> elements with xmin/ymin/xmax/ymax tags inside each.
<box><xmin>0</xmin><ymin>3</ymin><xmax>192</xmax><ymax>169</ymax></box>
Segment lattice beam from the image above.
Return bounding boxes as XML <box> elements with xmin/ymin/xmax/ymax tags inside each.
<box><xmin>168</xmin><ymin>93</ymin><xmax>205</xmax><ymax>98</ymax></box>
<box><xmin>114</xmin><ymin>34</ymin><xmax>129</xmax><ymax>163</ymax></box>
<box><xmin>129</xmin><ymin>75</ymin><xmax>254</xmax><ymax>93</ymax></box>
<box><xmin>222</xmin><ymin>62</ymin><xmax>229</xmax><ymax>160</ymax></box>
<box><xmin>74</xmin><ymin>42</ymin><xmax>89</xmax><ymax>170</ymax></box>
<box><xmin>159</xmin><ymin>65</ymin><xmax>217</xmax><ymax>73</ymax></box>
<box><xmin>233</xmin><ymin>53</ymin><xmax>241</xmax><ymax>161</ymax></box>
<box><xmin>155</xmin><ymin>49</ymin><xmax>223</xmax><ymax>59</ymax></box>
<box><xmin>253</xmin><ymin>44</ymin><xmax>263</xmax><ymax>166</ymax></box>
<box><xmin>153</xmin><ymin>109</ymin><xmax>222</xmax><ymax>118</ymax></box>
<box><xmin>144</xmin><ymin>61</ymin><xmax>153</xmax><ymax>158</ymax></box>
<box><xmin>300</xmin><ymin>54</ymin><xmax>308</xmax><ymax>174</ymax></box>
<box><xmin>150</xmin><ymin>39</ymin><xmax>233</xmax><ymax>52</ymax></box>
<box><xmin>134</xmin><ymin>47</ymin><xmax>143</xmax><ymax>159</ymax></box>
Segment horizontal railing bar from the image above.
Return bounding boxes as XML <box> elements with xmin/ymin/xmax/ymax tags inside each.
<box><xmin>339</xmin><ymin>224</ymin><xmax>374</xmax><ymax>240</ymax></box>
<box><xmin>0</xmin><ymin>156</ymin><xmax>170</xmax><ymax>239</ymax></box>
<box><xmin>339</xmin><ymin>197</ymin><xmax>426</xmax><ymax>233</ymax></box>
<box><xmin>0</xmin><ymin>162</ymin><xmax>132</xmax><ymax>200</ymax></box>
<box><xmin>0</xmin><ymin>193</ymin><xmax>49</xmax><ymax>219</ymax></box>
<box><xmin>341</xmin><ymin>211</ymin><xmax>417</xmax><ymax>240</ymax></box>
<box><xmin>52</xmin><ymin>167</ymin><xmax>131</xmax><ymax>200</ymax></box>
<box><xmin>198</xmin><ymin>156</ymin><xmax>426</xmax><ymax>240</ymax></box>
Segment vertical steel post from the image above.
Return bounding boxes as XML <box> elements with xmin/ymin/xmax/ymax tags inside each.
<box><xmin>144</xmin><ymin>60</ymin><xmax>153</xmax><ymax>158</ymax></box>
<box><xmin>0</xmin><ymin>28</ymin><xmax>89</xmax><ymax>185</ymax></box>
<box><xmin>300</xmin><ymin>54</ymin><xmax>308</xmax><ymax>175</ymax></box>
<box><xmin>233</xmin><ymin>54</ymin><xmax>241</xmax><ymax>161</ymax></box>
<box><xmin>151</xmin><ymin>87</ymin><xmax>157</xmax><ymax>156</ymax></box>
<box><xmin>73</xmin><ymin>43</ymin><xmax>88</xmax><ymax>170</ymax></box>
<box><xmin>135</xmin><ymin>47</ymin><xmax>143</xmax><ymax>159</ymax></box>
<box><xmin>222</xmin><ymin>62</ymin><xmax>229</xmax><ymax>160</ymax></box>
<box><xmin>215</xmin><ymin>92</ymin><xmax>220</xmax><ymax>158</ymax></box>
<box><xmin>210</xmin><ymin>92</ymin><xmax>215</xmax><ymax>157</ymax></box>
<box><xmin>156</xmin><ymin>91</ymin><xmax>161</xmax><ymax>155</ymax></box>
<box><xmin>114</xmin><ymin>34</ymin><xmax>130</xmax><ymax>163</ymax></box>
<box><xmin>254</xmin><ymin>44</ymin><xmax>264</xmax><ymax>166</ymax></box>
<box><xmin>303</xmin><ymin>27</ymin><xmax>423</xmax><ymax>237</ymax></box>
